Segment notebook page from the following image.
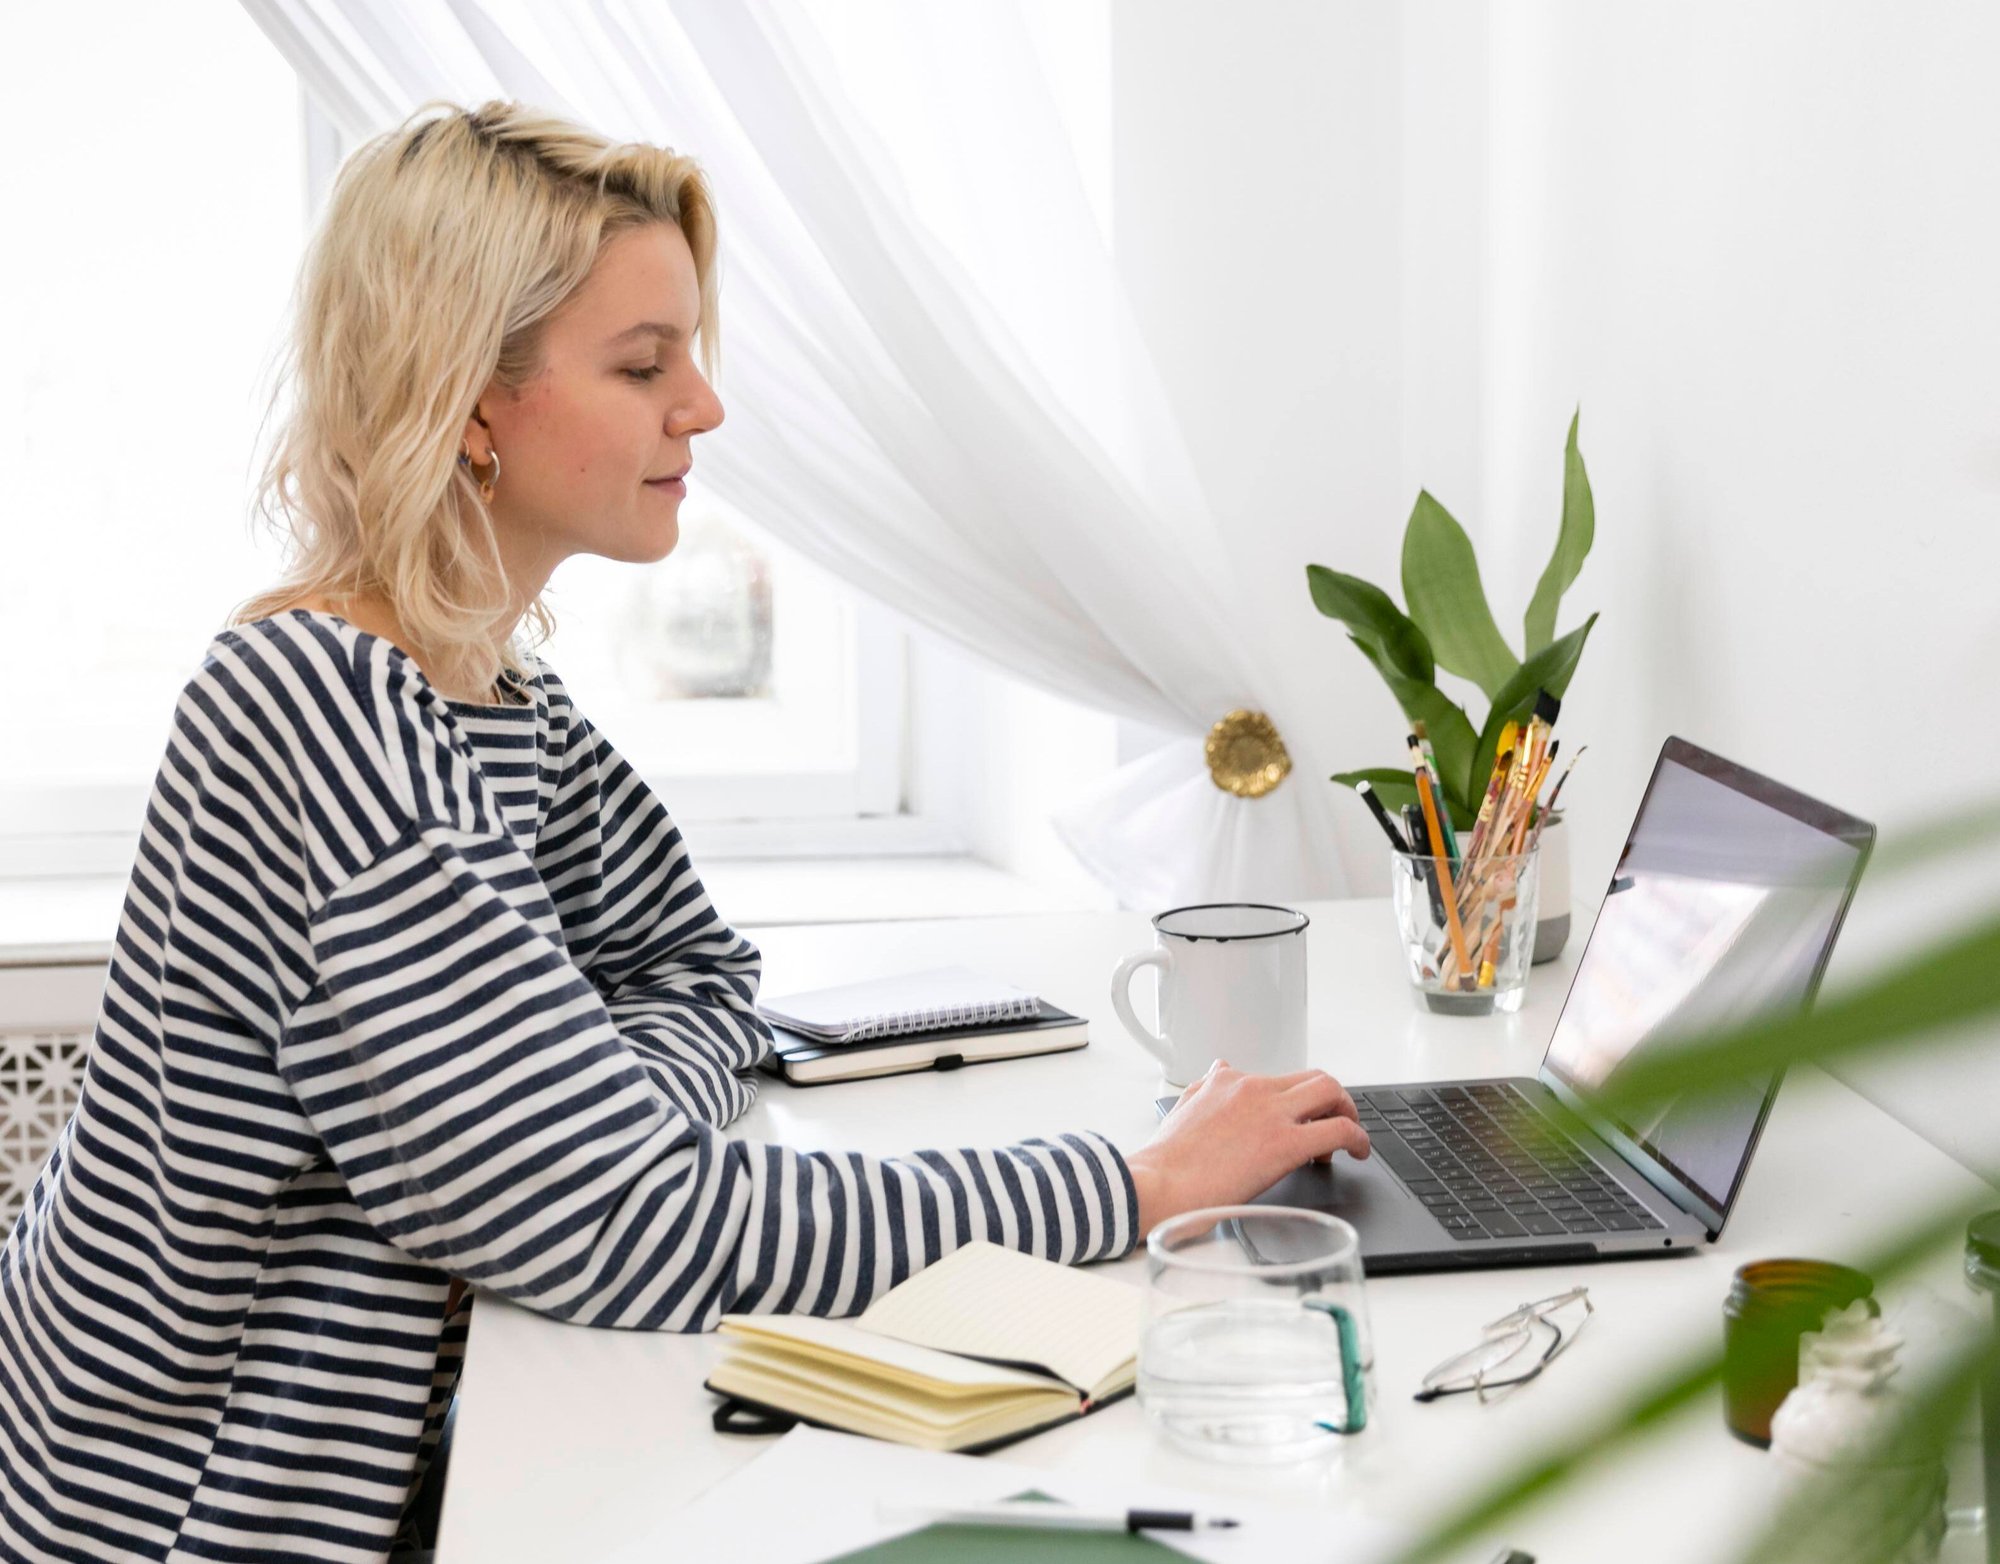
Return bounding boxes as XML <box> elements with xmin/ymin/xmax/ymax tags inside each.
<box><xmin>758</xmin><ymin>967</ymin><xmax>1040</xmax><ymax>1042</ymax></box>
<box><xmin>855</xmin><ymin>1241</ymin><xmax>1144</xmax><ymax>1396</ymax></box>
<box><xmin>712</xmin><ymin>1346</ymin><xmax>1080</xmax><ymax>1452</ymax></box>
<box><xmin>721</xmin><ymin>1341</ymin><xmax>1068</xmax><ymax>1425</ymax></box>
<box><xmin>718</xmin><ymin>1313</ymin><xmax>1062</xmax><ymax>1395</ymax></box>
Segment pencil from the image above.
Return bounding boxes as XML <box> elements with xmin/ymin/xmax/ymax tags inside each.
<box><xmin>1410</xmin><ymin>735</ymin><xmax>1474</xmax><ymax>986</ymax></box>
<box><xmin>1411</xmin><ymin>722</ymin><xmax>1462</xmax><ymax>864</ymax></box>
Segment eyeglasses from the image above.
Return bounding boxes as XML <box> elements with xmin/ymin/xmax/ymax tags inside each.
<box><xmin>1415</xmin><ymin>1286</ymin><xmax>1594</xmax><ymax>1404</ymax></box>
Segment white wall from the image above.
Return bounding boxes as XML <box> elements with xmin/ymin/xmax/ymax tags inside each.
<box><xmin>1479</xmin><ymin>3</ymin><xmax>2000</xmax><ymax>873</ymax></box>
<box><xmin>1109</xmin><ymin>2</ymin><xmax>1427</xmax><ymax>890</ymax></box>
<box><xmin>1110</xmin><ymin>1</ymin><xmax>2000</xmax><ymax>1178</ymax></box>
<box><xmin>1479</xmin><ymin>3</ymin><xmax>2000</xmax><ymax>1179</ymax></box>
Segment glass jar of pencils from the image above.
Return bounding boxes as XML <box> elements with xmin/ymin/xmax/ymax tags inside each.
<box><xmin>1390</xmin><ymin>846</ymin><xmax>1541</xmax><ymax>1015</ymax></box>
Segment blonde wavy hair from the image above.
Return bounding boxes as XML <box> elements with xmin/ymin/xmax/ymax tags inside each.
<box><xmin>235</xmin><ymin>98</ymin><xmax>719</xmax><ymax>697</ymax></box>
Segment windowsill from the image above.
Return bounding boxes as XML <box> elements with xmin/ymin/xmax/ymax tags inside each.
<box><xmin>0</xmin><ymin>857</ymin><xmax>1106</xmax><ymax>968</ymax></box>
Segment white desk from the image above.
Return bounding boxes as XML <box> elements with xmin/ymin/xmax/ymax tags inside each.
<box><xmin>437</xmin><ymin>901</ymin><xmax>1991</xmax><ymax>1563</ymax></box>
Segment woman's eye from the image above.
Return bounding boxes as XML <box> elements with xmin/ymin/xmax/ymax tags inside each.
<box><xmin>624</xmin><ymin>366</ymin><xmax>664</xmax><ymax>382</ymax></box>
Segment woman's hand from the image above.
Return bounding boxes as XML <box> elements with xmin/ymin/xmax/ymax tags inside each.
<box><xmin>1123</xmin><ymin>1063</ymin><xmax>1372</xmax><ymax>1238</ymax></box>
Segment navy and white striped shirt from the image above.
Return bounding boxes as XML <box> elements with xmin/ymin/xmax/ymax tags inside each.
<box><xmin>0</xmin><ymin>609</ymin><xmax>1137</xmax><ymax>1562</ymax></box>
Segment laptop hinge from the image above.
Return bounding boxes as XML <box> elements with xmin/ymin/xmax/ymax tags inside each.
<box><xmin>1536</xmin><ymin>1069</ymin><xmax>1726</xmax><ymax>1236</ymax></box>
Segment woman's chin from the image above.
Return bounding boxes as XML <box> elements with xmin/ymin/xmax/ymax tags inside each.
<box><xmin>610</xmin><ymin>517</ymin><xmax>680</xmax><ymax>565</ymax></box>
<box><xmin>645</xmin><ymin>524</ymin><xmax>681</xmax><ymax>563</ymax></box>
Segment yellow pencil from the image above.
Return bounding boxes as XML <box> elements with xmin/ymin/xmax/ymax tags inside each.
<box><xmin>1411</xmin><ymin>736</ymin><xmax>1474</xmax><ymax>987</ymax></box>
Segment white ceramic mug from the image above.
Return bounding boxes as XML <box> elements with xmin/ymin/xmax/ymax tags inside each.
<box><xmin>1110</xmin><ymin>903</ymin><xmax>1310</xmax><ymax>1088</ymax></box>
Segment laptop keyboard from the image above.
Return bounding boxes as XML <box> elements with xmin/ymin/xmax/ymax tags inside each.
<box><xmin>1353</xmin><ymin>1083</ymin><xmax>1667</xmax><ymax>1242</ymax></box>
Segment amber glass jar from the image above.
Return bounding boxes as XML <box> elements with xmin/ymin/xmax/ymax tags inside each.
<box><xmin>1722</xmin><ymin>1258</ymin><xmax>1874</xmax><ymax>1446</ymax></box>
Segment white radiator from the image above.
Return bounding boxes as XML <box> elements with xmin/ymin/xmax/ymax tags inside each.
<box><xmin>0</xmin><ymin>964</ymin><xmax>102</xmax><ymax>1229</ymax></box>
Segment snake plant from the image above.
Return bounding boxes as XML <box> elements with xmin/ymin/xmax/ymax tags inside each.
<box><xmin>1308</xmin><ymin>411</ymin><xmax>1598</xmax><ymax>829</ymax></box>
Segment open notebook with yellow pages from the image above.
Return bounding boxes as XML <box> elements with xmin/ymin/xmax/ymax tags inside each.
<box><xmin>706</xmin><ymin>1241</ymin><xmax>1144</xmax><ymax>1454</ymax></box>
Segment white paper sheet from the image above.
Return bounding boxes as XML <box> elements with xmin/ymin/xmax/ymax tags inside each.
<box><xmin>594</xmin><ymin>1426</ymin><xmax>1404</xmax><ymax>1564</ymax></box>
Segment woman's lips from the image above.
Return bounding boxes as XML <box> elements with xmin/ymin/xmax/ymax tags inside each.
<box><xmin>645</xmin><ymin>475</ymin><xmax>687</xmax><ymax>496</ymax></box>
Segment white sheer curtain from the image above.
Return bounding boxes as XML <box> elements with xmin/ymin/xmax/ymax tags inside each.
<box><xmin>240</xmin><ymin>0</ymin><xmax>1359</xmax><ymax>905</ymax></box>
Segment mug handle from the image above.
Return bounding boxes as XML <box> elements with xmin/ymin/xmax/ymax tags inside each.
<box><xmin>1305</xmin><ymin>1301</ymin><xmax>1369</xmax><ymax>1435</ymax></box>
<box><xmin>1110</xmin><ymin>949</ymin><xmax>1175</xmax><ymax>1073</ymax></box>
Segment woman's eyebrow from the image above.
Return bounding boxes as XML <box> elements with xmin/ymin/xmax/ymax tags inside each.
<box><xmin>609</xmin><ymin>320</ymin><xmax>686</xmax><ymax>345</ymax></box>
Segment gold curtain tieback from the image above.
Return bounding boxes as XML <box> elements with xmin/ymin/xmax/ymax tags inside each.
<box><xmin>1205</xmin><ymin>709</ymin><xmax>1292</xmax><ymax>798</ymax></box>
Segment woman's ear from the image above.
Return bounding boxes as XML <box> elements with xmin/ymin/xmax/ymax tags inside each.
<box><xmin>460</xmin><ymin>401</ymin><xmax>494</xmax><ymax>463</ymax></box>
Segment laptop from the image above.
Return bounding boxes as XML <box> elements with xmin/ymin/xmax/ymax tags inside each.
<box><xmin>1162</xmin><ymin>737</ymin><xmax>1875</xmax><ymax>1272</ymax></box>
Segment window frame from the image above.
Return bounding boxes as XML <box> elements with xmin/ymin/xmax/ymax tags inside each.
<box><xmin>0</xmin><ymin>85</ymin><xmax>928</xmax><ymax>881</ymax></box>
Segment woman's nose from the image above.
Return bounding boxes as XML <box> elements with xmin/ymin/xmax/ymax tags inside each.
<box><xmin>671</xmin><ymin>371</ymin><xmax>724</xmax><ymax>437</ymax></box>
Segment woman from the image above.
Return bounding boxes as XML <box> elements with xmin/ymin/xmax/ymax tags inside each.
<box><xmin>0</xmin><ymin>101</ymin><xmax>1369</xmax><ymax>1563</ymax></box>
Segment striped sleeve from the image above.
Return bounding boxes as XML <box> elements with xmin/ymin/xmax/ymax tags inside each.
<box><xmin>284</xmin><ymin>819</ymin><xmax>1138</xmax><ymax>1331</ymax></box>
<box><xmin>535</xmin><ymin>700</ymin><xmax>771</xmax><ymax>1129</ymax></box>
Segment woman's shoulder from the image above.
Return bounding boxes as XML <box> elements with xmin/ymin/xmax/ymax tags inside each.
<box><xmin>197</xmin><ymin>609</ymin><xmax>439</xmax><ymax>733</ymax></box>
<box><xmin>186</xmin><ymin>610</ymin><xmax>484</xmax><ymax>833</ymax></box>
<box><xmin>160</xmin><ymin>610</ymin><xmax>494</xmax><ymax>894</ymax></box>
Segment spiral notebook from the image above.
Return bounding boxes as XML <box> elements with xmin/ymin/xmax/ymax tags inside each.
<box><xmin>758</xmin><ymin>968</ymin><xmax>1046</xmax><ymax>1045</ymax></box>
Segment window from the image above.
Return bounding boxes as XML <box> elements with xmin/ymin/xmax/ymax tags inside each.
<box><xmin>540</xmin><ymin>516</ymin><xmax>903</xmax><ymax>823</ymax></box>
<box><xmin>0</xmin><ymin>5</ymin><xmax>905</xmax><ymax>878</ymax></box>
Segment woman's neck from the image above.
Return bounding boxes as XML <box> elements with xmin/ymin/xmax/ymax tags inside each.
<box><xmin>284</xmin><ymin>594</ymin><xmax>510</xmax><ymax>704</ymax></box>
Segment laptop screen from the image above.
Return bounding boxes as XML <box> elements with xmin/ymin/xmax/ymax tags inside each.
<box><xmin>1541</xmin><ymin>739</ymin><xmax>1872</xmax><ymax>1221</ymax></box>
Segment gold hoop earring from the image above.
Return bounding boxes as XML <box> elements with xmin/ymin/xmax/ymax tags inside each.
<box><xmin>458</xmin><ymin>442</ymin><xmax>500</xmax><ymax>504</ymax></box>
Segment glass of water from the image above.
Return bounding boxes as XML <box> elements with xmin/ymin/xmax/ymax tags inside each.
<box><xmin>1138</xmin><ymin>1206</ymin><xmax>1373</xmax><ymax>1463</ymax></box>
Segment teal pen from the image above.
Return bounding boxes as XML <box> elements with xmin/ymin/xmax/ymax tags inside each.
<box><xmin>1413</xmin><ymin>726</ymin><xmax>1462</xmax><ymax>864</ymax></box>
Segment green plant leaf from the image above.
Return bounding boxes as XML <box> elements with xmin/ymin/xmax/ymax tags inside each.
<box><xmin>1384</xmin><ymin>1190</ymin><xmax>1993</xmax><ymax>1564</ymax></box>
<box><xmin>1331</xmin><ymin>769</ymin><xmax>1420</xmax><ymax>827</ymax></box>
<box><xmin>1400</xmin><ymin>491</ymin><xmax>1520</xmax><ymax>701</ymax></box>
<box><xmin>1366</xmin><ymin>788</ymin><xmax>2000</xmax><ymax>1564</ymax></box>
<box><xmin>1466</xmin><ymin>613</ymin><xmax>1597</xmax><ymax>806</ymax></box>
<box><xmin>1523</xmin><ymin>409</ymin><xmax>1596</xmax><ymax>656</ymax></box>
<box><xmin>1344</xmin><ymin>636</ymin><xmax>1480</xmax><ymax>819</ymax></box>
<box><xmin>1306</xmin><ymin>565</ymin><xmax>1434</xmax><ymax>684</ymax></box>
<box><xmin>1870</xmin><ymin>795</ymin><xmax>2000</xmax><ymax>874</ymax></box>
<box><xmin>1598</xmin><ymin>902</ymin><xmax>2000</xmax><ymax>1118</ymax></box>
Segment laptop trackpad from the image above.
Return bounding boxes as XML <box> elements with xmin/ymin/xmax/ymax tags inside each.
<box><xmin>1249</xmin><ymin>1157</ymin><xmax>1414</xmax><ymax>1252</ymax></box>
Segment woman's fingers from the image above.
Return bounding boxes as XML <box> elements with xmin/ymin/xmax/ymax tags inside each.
<box><xmin>1171</xmin><ymin>1060</ymin><xmax>1226</xmax><ymax>1111</ymax></box>
<box><xmin>1280</xmin><ymin>1071</ymin><xmax>1359</xmax><ymax>1125</ymax></box>
<box><xmin>1299</xmin><ymin>1111</ymin><xmax>1372</xmax><ymax>1161</ymax></box>
<box><xmin>1127</xmin><ymin>1064</ymin><xmax>1376</xmax><ymax>1231</ymax></box>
